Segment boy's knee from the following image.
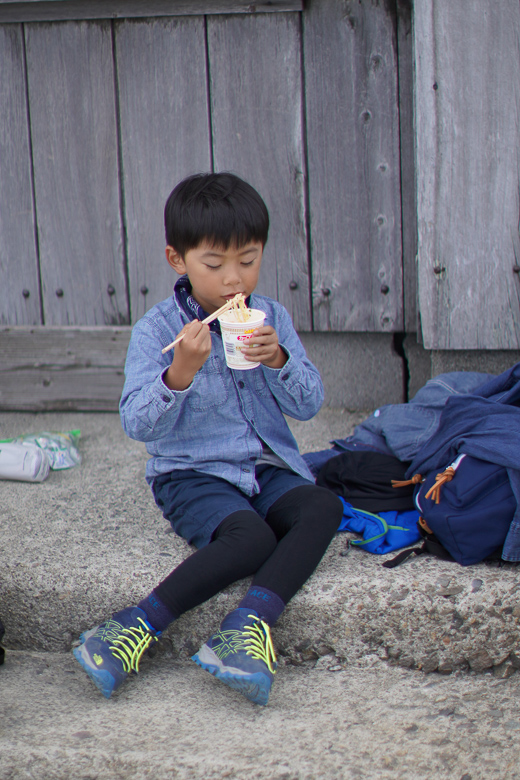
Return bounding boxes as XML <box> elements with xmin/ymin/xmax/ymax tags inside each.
<box><xmin>286</xmin><ymin>484</ymin><xmax>343</xmax><ymax>524</ymax></box>
<box><xmin>267</xmin><ymin>484</ymin><xmax>343</xmax><ymax>539</ymax></box>
<box><xmin>302</xmin><ymin>485</ymin><xmax>343</xmax><ymax>532</ymax></box>
<box><xmin>216</xmin><ymin>509</ymin><xmax>278</xmax><ymax>564</ymax></box>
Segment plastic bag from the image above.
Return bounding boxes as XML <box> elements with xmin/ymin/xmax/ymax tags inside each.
<box><xmin>0</xmin><ymin>430</ymin><xmax>81</xmax><ymax>470</ymax></box>
<box><xmin>0</xmin><ymin>442</ymin><xmax>50</xmax><ymax>482</ymax></box>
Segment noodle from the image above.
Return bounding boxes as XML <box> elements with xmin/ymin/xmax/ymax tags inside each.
<box><xmin>228</xmin><ymin>293</ymin><xmax>251</xmax><ymax>322</ymax></box>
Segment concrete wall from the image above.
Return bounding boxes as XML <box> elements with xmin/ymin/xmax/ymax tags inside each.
<box><xmin>303</xmin><ymin>332</ymin><xmax>520</xmax><ymax>411</ymax></box>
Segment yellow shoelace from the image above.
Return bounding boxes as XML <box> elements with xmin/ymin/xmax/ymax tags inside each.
<box><xmin>109</xmin><ymin>617</ymin><xmax>158</xmax><ymax>673</ymax></box>
<box><xmin>243</xmin><ymin>615</ymin><xmax>277</xmax><ymax>675</ymax></box>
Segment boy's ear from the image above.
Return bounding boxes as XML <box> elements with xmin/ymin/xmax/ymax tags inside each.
<box><xmin>165</xmin><ymin>245</ymin><xmax>186</xmax><ymax>274</ymax></box>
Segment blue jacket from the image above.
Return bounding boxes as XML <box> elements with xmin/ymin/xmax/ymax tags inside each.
<box><xmin>120</xmin><ymin>291</ymin><xmax>321</xmax><ymax>493</ymax></box>
<box><xmin>334</xmin><ymin>371</ymin><xmax>494</xmax><ymax>461</ymax></box>
<box><xmin>304</xmin><ymin>370</ymin><xmax>494</xmax><ymax>476</ymax></box>
<box><xmin>407</xmin><ymin>363</ymin><xmax>520</xmax><ymax>561</ymax></box>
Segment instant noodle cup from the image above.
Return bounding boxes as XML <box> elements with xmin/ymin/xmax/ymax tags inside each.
<box><xmin>218</xmin><ymin>308</ymin><xmax>266</xmax><ymax>370</ymax></box>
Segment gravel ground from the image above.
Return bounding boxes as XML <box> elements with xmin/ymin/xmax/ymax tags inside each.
<box><xmin>1</xmin><ymin>649</ymin><xmax>520</xmax><ymax>780</ymax></box>
<box><xmin>2</xmin><ymin>408</ymin><xmax>520</xmax><ymax>779</ymax></box>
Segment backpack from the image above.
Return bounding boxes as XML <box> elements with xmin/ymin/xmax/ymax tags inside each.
<box><xmin>384</xmin><ymin>452</ymin><xmax>517</xmax><ymax>568</ymax></box>
<box><xmin>381</xmin><ymin>363</ymin><xmax>520</xmax><ymax>568</ymax></box>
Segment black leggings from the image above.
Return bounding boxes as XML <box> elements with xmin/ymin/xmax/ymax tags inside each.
<box><xmin>154</xmin><ymin>484</ymin><xmax>343</xmax><ymax>619</ymax></box>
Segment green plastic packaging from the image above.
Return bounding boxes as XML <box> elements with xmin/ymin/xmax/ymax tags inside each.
<box><xmin>0</xmin><ymin>430</ymin><xmax>81</xmax><ymax>470</ymax></box>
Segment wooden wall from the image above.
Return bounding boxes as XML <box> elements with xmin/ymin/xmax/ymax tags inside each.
<box><xmin>3</xmin><ymin>0</ymin><xmax>519</xmax><ymax>410</ymax></box>
<box><xmin>414</xmin><ymin>0</ymin><xmax>520</xmax><ymax>349</ymax></box>
<box><xmin>0</xmin><ymin>0</ymin><xmax>405</xmax><ymax>338</ymax></box>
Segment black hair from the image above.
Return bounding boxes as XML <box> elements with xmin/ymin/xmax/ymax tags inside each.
<box><xmin>164</xmin><ymin>172</ymin><xmax>269</xmax><ymax>256</ymax></box>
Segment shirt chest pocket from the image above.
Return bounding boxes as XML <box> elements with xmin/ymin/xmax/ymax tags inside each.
<box><xmin>252</xmin><ymin>368</ymin><xmax>269</xmax><ymax>395</ymax></box>
<box><xmin>187</xmin><ymin>355</ymin><xmax>229</xmax><ymax>412</ymax></box>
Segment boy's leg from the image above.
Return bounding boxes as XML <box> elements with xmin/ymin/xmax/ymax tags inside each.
<box><xmin>73</xmin><ymin>508</ymin><xmax>277</xmax><ymax>699</ymax></box>
<box><xmin>147</xmin><ymin>509</ymin><xmax>277</xmax><ymax>621</ymax></box>
<box><xmin>192</xmin><ymin>484</ymin><xmax>342</xmax><ymax>706</ymax></box>
<box><xmin>239</xmin><ymin>484</ymin><xmax>343</xmax><ymax>619</ymax></box>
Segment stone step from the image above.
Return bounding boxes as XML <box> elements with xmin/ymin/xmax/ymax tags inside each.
<box><xmin>2</xmin><ymin>649</ymin><xmax>520</xmax><ymax>779</ymax></box>
<box><xmin>1</xmin><ymin>411</ymin><xmax>520</xmax><ymax>678</ymax></box>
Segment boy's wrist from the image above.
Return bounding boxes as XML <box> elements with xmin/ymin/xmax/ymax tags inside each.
<box><xmin>262</xmin><ymin>347</ymin><xmax>288</xmax><ymax>370</ymax></box>
<box><xmin>164</xmin><ymin>363</ymin><xmax>196</xmax><ymax>391</ymax></box>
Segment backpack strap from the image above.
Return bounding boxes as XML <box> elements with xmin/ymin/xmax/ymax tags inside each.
<box><xmin>382</xmin><ymin>516</ymin><xmax>455</xmax><ymax>567</ymax></box>
<box><xmin>382</xmin><ymin>544</ymin><xmax>426</xmax><ymax>568</ymax></box>
<box><xmin>391</xmin><ymin>473</ymin><xmax>423</xmax><ymax>488</ymax></box>
<box><xmin>424</xmin><ymin>466</ymin><xmax>456</xmax><ymax>504</ymax></box>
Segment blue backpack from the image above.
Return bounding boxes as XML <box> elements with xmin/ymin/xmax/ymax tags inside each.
<box><xmin>384</xmin><ymin>452</ymin><xmax>516</xmax><ymax>567</ymax></box>
<box><xmin>383</xmin><ymin>362</ymin><xmax>520</xmax><ymax>568</ymax></box>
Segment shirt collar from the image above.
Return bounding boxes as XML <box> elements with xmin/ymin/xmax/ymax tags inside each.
<box><xmin>174</xmin><ymin>275</ymin><xmax>251</xmax><ymax>334</ymax></box>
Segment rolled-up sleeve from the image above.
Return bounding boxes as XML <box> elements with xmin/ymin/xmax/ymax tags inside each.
<box><xmin>261</xmin><ymin>307</ymin><xmax>323</xmax><ymax>420</ymax></box>
<box><xmin>120</xmin><ymin>319</ymin><xmax>192</xmax><ymax>442</ymax></box>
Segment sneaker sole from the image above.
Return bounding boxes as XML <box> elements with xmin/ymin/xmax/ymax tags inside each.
<box><xmin>191</xmin><ymin>644</ymin><xmax>272</xmax><ymax>706</ymax></box>
<box><xmin>73</xmin><ymin>644</ymin><xmax>117</xmax><ymax>699</ymax></box>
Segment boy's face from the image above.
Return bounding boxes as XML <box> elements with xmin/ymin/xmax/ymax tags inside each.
<box><xmin>165</xmin><ymin>240</ymin><xmax>263</xmax><ymax>314</ymax></box>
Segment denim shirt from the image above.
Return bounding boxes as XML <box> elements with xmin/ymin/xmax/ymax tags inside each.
<box><xmin>120</xmin><ymin>291</ymin><xmax>322</xmax><ymax>493</ymax></box>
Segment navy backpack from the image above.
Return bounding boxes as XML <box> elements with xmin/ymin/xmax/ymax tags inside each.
<box><xmin>385</xmin><ymin>453</ymin><xmax>516</xmax><ymax>567</ymax></box>
<box><xmin>384</xmin><ymin>364</ymin><xmax>520</xmax><ymax>568</ymax></box>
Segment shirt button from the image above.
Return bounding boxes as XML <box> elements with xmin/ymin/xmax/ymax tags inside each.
<box><xmin>161</xmin><ymin>395</ymin><xmax>170</xmax><ymax>403</ymax></box>
<box><xmin>281</xmin><ymin>373</ymin><xmax>289</xmax><ymax>381</ymax></box>
<box><xmin>243</xmin><ymin>468</ymin><xmax>251</xmax><ymax>473</ymax></box>
<box><xmin>238</xmin><ymin>380</ymin><xmax>245</xmax><ymax>388</ymax></box>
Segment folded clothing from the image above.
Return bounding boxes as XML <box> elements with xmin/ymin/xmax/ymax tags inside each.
<box><xmin>338</xmin><ymin>500</ymin><xmax>421</xmax><ymax>555</ymax></box>
<box><xmin>316</xmin><ymin>450</ymin><xmax>415</xmax><ymax>512</ymax></box>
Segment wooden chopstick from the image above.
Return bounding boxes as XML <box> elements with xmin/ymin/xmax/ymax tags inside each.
<box><xmin>161</xmin><ymin>294</ymin><xmax>243</xmax><ymax>354</ymax></box>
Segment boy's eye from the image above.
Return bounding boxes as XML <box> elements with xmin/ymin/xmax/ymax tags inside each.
<box><xmin>205</xmin><ymin>264</ymin><xmax>221</xmax><ymax>270</ymax></box>
<box><xmin>241</xmin><ymin>260</ymin><xmax>255</xmax><ymax>266</ymax></box>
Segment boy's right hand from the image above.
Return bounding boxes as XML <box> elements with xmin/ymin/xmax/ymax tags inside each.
<box><xmin>164</xmin><ymin>320</ymin><xmax>211</xmax><ymax>391</ymax></box>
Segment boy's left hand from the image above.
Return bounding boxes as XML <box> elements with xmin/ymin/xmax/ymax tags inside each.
<box><xmin>242</xmin><ymin>326</ymin><xmax>288</xmax><ymax>369</ymax></box>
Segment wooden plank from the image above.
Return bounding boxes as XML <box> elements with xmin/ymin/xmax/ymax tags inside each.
<box><xmin>24</xmin><ymin>21</ymin><xmax>127</xmax><ymax>326</ymax></box>
<box><xmin>0</xmin><ymin>1</ymin><xmax>302</xmax><ymax>22</ymax></box>
<box><xmin>0</xmin><ymin>24</ymin><xmax>41</xmax><ymax>326</ymax></box>
<box><xmin>415</xmin><ymin>0</ymin><xmax>520</xmax><ymax>349</ymax></box>
<box><xmin>0</xmin><ymin>326</ymin><xmax>130</xmax><ymax>411</ymax></box>
<box><xmin>304</xmin><ymin>0</ymin><xmax>403</xmax><ymax>333</ymax></box>
<box><xmin>396</xmin><ymin>0</ymin><xmax>417</xmax><ymax>334</ymax></box>
<box><xmin>207</xmin><ymin>12</ymin><xmax>310</xmax><ymax>330</ymax></box>
<box><xmin>115</xmin><ymin>17</ymin><xmax>211</xmax><ymax>323</ymax></box>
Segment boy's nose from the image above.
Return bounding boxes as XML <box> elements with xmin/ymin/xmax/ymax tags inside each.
<box><xmin>222</xmin><ymin>268</ymin><xmax>241</xmax><ymax>286</ymax></box>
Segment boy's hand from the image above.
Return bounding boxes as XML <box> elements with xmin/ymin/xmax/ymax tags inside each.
<box><xmin>164</xmin><ymin>321</ymin><xmax>211</xmax><ymax>391</ymax></box>
<box><xmin>242</xmin><ymin>325</ymin><xmax>288</xmax><ymax>369</ymax></box>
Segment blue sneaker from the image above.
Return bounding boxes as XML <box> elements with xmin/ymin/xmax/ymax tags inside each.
<box><xmin>73</xmin><ymin>606</ymin><xmax>160</xmax><ymax>699</ymax></box>
<box><xmin>191</xmin><ymin>608</ymin><xmax>277</xmax><ymax>706</ymax></box>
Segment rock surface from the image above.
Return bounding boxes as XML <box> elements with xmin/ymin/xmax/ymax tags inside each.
<box><xmin>2</xmin><ymin>409</ymin><xmax>520</xmax><ymax>779</ymax></box>
<box><xmin>2</xmin><ymin>649</ymin><xmax>520</xmax><ymax>779</ymax></box>
<box><xmin>1</xmin><ymin>410</ymin><xmax>519</xmax><ymax>679</ymax></box>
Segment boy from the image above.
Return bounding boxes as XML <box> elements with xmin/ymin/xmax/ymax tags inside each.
<box><xmin>73</xmin><ymin>173</ymin><xmax>342</xmax><ymax>705</ymax></box>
